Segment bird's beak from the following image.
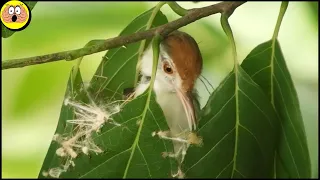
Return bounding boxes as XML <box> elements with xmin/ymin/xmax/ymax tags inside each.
<box><xmin>175</xmin><ymin>88</ymin><xmax>197</xmax><ymax>131</ymax></box>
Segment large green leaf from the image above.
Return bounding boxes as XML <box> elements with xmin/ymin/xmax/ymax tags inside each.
<box><xmin>182</xmin><ymin>65</ymin><xmax>280</xmax><ymax>178</ymax></box>
<box><xmin>39</xmin><ymin>8</ymin><xmax>175</xmax><ymax>178</ymax></box>
<box><xmin>2</xmin><ymin>1</ymin><xmax>38</xmax><ymax>38</ymax></box>
<box><xmin>241</xmin><ymin>40</ymin><xmax>311</xmax><ymax>178</ymax></box>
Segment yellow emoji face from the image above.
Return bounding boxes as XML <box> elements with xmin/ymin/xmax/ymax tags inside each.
<box><xmin>1</xmin><ymin>0</ymin><xmax>30</xmax><ymax>30</ymax></box>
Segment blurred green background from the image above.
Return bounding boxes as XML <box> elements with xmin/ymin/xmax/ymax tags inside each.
<box><xmin>2</xmin><ymin>2</ymin><xmax>318</xmax><ymax>178</ymax></box>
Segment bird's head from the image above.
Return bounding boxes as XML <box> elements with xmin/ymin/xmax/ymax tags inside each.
<box><xmin>139</xmin><ymin>31</ymin><xmax>203</xmax><ymax>131</ymax></box>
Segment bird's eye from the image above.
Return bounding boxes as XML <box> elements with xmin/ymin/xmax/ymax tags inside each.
<box><xmin>8</xmin><ymin>6</ymin><xmax>14</xmax><ymax>15</ymax></box>
<box><xmin>15</xmin><ymin>6</ymin><xmax>21</xmax><ymax>15</ymax></box>
<box><xmin>163</xmin><ymin>62</ymin><xmax>173</xmax><ymax>74</ymax></box>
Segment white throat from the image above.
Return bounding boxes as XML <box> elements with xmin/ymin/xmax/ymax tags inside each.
<box><xmin>134</xmin><ymin>46</ymin><xmax>190</xmax><ymax>136</ymax></box>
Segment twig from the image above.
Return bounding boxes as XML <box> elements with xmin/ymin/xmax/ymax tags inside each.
<box><xmin>2</xmin><ymin>1</ymin><xmax>246</xmax><ymax>70</ymax></box>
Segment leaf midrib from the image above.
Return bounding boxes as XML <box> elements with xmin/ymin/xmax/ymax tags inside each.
<box><xmin>80</xmin><ymin>148</ymin><xmax>131</xmax><ymax>178</ymax></box>
<box><xmin>231</xmin><ymin>67</ymin><xmax>240</xmax><ymax>178</ymax></box>
<box><xmin>123</xmin><ymin>87</ymin><xmax>154</xmax><ymax>178</ymax></box>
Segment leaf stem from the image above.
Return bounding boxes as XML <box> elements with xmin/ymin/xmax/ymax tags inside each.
<box><xmin>220</xmin><ymin>13</ymin><xmax>239</xmax><ymax>178</ymax></box>
<box><xmin>150</xmin><ymin>34</ymin><xmax>162</xmax><ymax>87</ymax></box>
<box><xmin>167</xmin><ymin>2</ymin><xmax>188</xmax><ymax>16</ymax></box>
<box><xmin>134</xmin><ymin>2</ymin><xmax>166</xmax><ymax>87</ymax></box>
<box><xmin>270</xmin><ymin>2</ymin><xmax>289</xmax><ymax>107</ymax></box>
<box><xmin>220</xmin><ymin>14</ymin><xmax>237</xmax><ymax>67</ymax></box>
<box><xmin>272</xmin><ymin>2</ymin><xmax>289</xmax><ymax>40</ymax></box>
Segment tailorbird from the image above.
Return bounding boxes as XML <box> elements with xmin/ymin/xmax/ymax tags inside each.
<box><xmin>134</xmin><ymin>30</ymin><xmax>203</xmax><ymax>163</ymax></box>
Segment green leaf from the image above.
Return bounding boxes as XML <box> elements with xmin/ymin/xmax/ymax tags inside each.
<box><xmin>183</xmin><ymin>65</ymin><xmax>280</xmax><ymax>178</ymax></box>
<box><xmin>39</xmin><ymin>8</ymin><xmax>174</xmax><ymax>178</ymax></box>
<box><xmin>241</xmin><ymin>40</ymin><xmax>311</xmax><ymax>178</ymax></box>
<box><xmin>2</xmin><ymin>1</ymin><xmax>38</xmax><ymax>38</ymax></box>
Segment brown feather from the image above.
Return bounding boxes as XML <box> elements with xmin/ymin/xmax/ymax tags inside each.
<box><xmin>161</xmin><ymin>31</ymin><xmax>203</xmax><ymax>91</ymax></box>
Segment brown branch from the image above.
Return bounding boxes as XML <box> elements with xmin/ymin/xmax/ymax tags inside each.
<box><xmin>2</xmin><ymin>1</ymin><xmax>246</xmax><ymax>70</ymax></box>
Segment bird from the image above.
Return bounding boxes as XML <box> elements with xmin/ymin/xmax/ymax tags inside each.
<box><xmin>134</xmin><ymin>30</ymin><xmax>203</xmax><ymax>164</ymax></box>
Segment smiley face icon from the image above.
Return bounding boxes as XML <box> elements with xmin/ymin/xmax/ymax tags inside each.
<box><xmin>1</xmin><ymin>0</ymin><xmax>31</xmax><ymax>31</ymax></box>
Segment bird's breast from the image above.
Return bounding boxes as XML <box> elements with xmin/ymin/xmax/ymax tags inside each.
<box><xmin>155</xmin><ymin>90</ymin><xmax>189</xmax><ymax>137</ymax></box>
<box><xmin>135</xmin><ymin>76</ymin><xmax>191</xmax><ymax>136</ymax></box>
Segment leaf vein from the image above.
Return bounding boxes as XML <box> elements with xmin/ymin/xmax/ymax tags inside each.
<box><xmin>93</xmin><ymin>115</ymin><xmax>140</xmax><ymax>140</ymax></box>
<box><xmin>244</xmin><ymin>46</ymin><xmax>272</xmax><ymax>61</ymax></box>
<box><xmin>137</xmin><ymin>144</ymin><xmax>152</xmax><ymax>178</ymax></box>
<box><xmin>185</xmin><ymin>128</ymin><xmax>235</xmax><ymax>173</ymax></box>
<box><xmin>95</xmin><ymin>24</ymin><xmax>147</xmax><ymax>96</ymax></box>
<box><xmin>273</xmin><ymin>76</ymin><xmax>307</xmax><ymax>167</ymax></box>
<box><xmin>215</xmin><ymin>160</ymin><xmax>234</xmax><ymax>178</ymax></box>
<box><xmin>79</xmin><ymin>148</ymin><xmax>131</xmax><ymax>178</ymax></box>
<box><xmin>235</xmin><ymin>169</ymin><xmax>247</xmax><ymax>178</ymax></box>
<box><xmin>205</xmin><ymin>72</ymin><xmax>234</xmax><ymax>104</ymax></box>
<box><xmin>278</xmin><ymin>119</ymin><xmax>301</xmax><ymax>178</ymax></box>
<box><xmin>239</xmin><ymin>123</ymin><xmax>266</xmax><ymax>161</ymax></box>
<box><xmin>251</xmin><ymin>65</ymin><xmax>271</xmax><ymax>78</ymax></box>
<box><xmin>273</xmin><ymin>75</ymin><xmax>306</xmax><ymax>151</ymax></box>
<box><xmin>238</xmin><ymin>89</ymin><xmax>274</xmax><ymax>128</ymax></box>
<box><xmin>198</xmin><ymin>94</ymin><xmax>235</xmax><ymax>131</ymax></box>
<box><xmin>99</xmin><ymin>52</ymin><xmax>138</xmax><ymax>95</ymax></box>
<box><xmin>274</xmin><ymin>56</ymin><xmax>304</xmax><ymax>127</ymax></box>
